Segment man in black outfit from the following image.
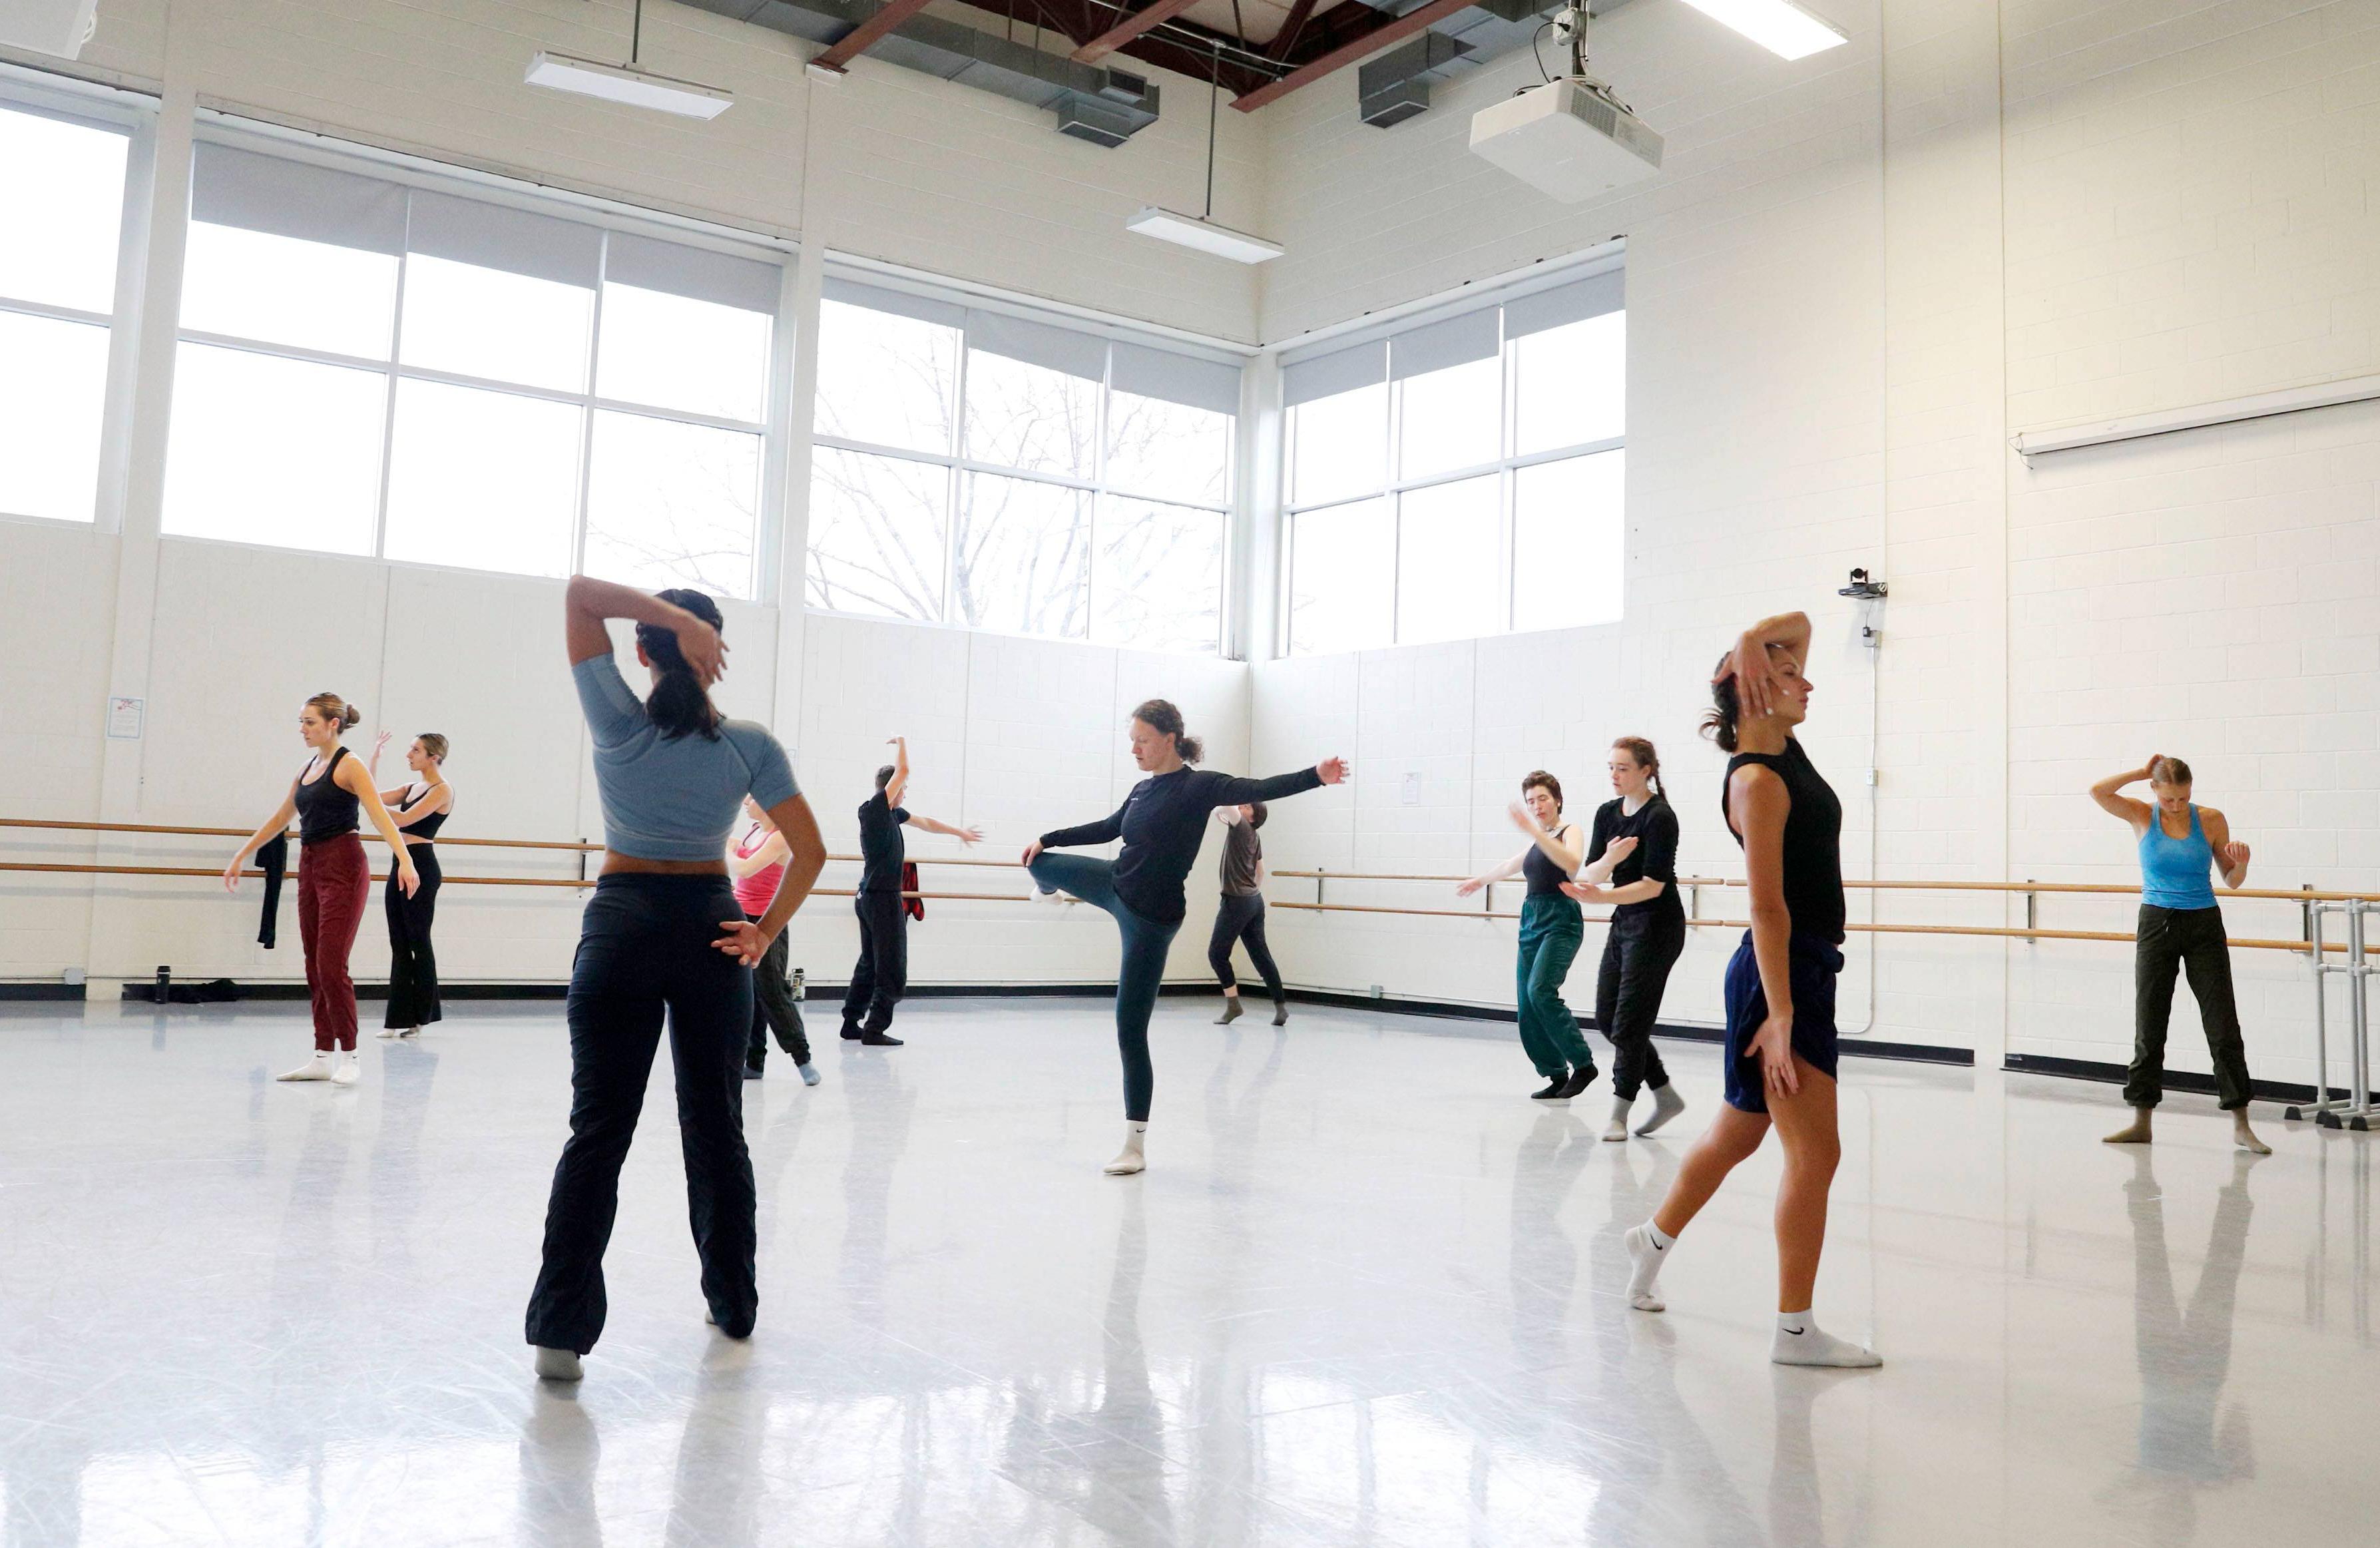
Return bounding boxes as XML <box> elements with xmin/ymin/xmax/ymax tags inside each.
<box><xmin>842</xmin><ymin>736</ymin><xmax>980</xmax><ymax>1047</ymax></box>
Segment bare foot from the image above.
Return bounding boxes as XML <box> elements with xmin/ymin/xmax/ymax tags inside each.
<box><xmin>2102</xmin><ymin>1107</ymin><xmax>2153</xmax><ymax>1145</ymax></box>
<box><xmin>2232</xmin><ymin>1113</ymin><xmax>2271</xmax><ymax>1155</ymax></box>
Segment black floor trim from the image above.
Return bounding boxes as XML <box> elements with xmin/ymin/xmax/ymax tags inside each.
<box><xmin>2002</xmin><ymin>1052</ymin><xmax>2372</xmax><ymax>1107</ymax></box>
<box><xmin>0</xmin><ymin>983</ymin><xmax>87</xmax><ymax>1001</ymax></box>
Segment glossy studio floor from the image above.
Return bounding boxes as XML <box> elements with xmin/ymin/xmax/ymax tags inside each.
<box><xmin>2</xmin><ymin>997</ymin><xmax>2373</xmax><ymax>1548</ymax></box>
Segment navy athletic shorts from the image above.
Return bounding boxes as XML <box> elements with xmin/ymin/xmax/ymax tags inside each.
<box><xmin>1721</xmin><ymin>930</ymin><xmax>1845</xmax><ymax>1114</ymax></box>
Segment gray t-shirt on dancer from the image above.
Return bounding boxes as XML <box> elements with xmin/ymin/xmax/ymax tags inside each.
<box><xmin>1219</xmin><ymin>818</ymin><xmax>1262</xmax><ymax>897</ymax></box>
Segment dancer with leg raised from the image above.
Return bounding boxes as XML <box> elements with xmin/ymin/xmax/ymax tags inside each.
<box><xmin>369</xmin><ymin>731</ymin><xmax>453</xmax><ymax>1039</ymax></box>
<box><xmin>1562</xmin><ymin>737</ymin><xmax>1688</xmax><ymax>1141</ymax></box>
<box><xmin>1457</xmin><ymin>774</ymin><xmax>1598</xmax><ymax>1102</ymax></box>
<box><xmin>1025</xmin><ymin>700</ymin><xmax>1345</xmax><ymax>1175</ymax></box>
<box><xmin>1622</xmin><ymin>612</ymin><xmax>1881</xmax><ymax>1368</ymax></box>
<box><xmin>223</xmin><ymin>694</ymin><xmax>419</xmax><ymax>1086</ymax></box>
<box><xmin>1208</xmin><ymin>802</ymin><xmax>1287</xmax><ymax>1027</ymax></box>
<box><xmin>2090</xmin><ymin>754</ymin><xmax>2268</xmax><ymax>1154</ymax></box>
<box><xmin>526</xmin><ymin>578</ymin><xmax>825</xmax><ymax>1383</ymax></box>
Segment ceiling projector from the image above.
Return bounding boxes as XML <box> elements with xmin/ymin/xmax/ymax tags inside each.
<box><xmin>1470</xmin><ymin>5</ymin><xmax>1662</xmax><ymax>201</ymax></box>
<box><xmin>0</xmin><ymin>0</ymin><xmax>100</xmax><ymax>59</ymax></box>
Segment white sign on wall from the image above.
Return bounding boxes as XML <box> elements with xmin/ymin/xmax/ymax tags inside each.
<box><xmin>105</xmin><ymin>696</ymin><xmax>144</xmax><ymax>740</ymax></box>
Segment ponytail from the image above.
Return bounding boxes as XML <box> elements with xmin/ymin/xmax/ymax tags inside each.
<box><xmin>1698</xmin><ymin>656</ymin><xmax>1742</xmax><ymax>753</ymax></box>
<box><xmin>636</xmin><ymin>588</ymin><xmax>725</xmax><ymax>742</ymax></box>
<box><xmin>1131</xmin><ymin>698</ymin><xmax>1203</xmax><ymax>764</ymax></box>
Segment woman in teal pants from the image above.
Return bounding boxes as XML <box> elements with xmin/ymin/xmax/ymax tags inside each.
<box><xmin>1459</xmin><ymin>771</ymin><xmax>1602</xmax><ymax>1101</ymax></box>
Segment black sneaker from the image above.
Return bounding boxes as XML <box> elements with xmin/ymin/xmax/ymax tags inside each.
<box><xmin>1559</xmin><ymin>1065</ymin><xmax>1600</xmax><ymax>1099</ymax></box>
<box><xmin>839</xmin><ymin>1023</ymin><xmax>863</xmax><ymax>1041</ymax></box>
<box><xmin>858</xmin><ymin>1033</ymin><xmax>905</xmax><ymax>1047</ymax></box>
<box><xmin>1531</xmin><ymin>1076</ymin><xmax>1570</xmax><ymax>1101</ymax></box>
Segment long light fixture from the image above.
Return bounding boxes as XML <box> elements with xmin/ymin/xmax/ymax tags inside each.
<box><xmin>1676</xmin><ymin>0</ymin><xmax>1848</xmax><ymax>61</ymax></box>
<box><xmin>525</xmin><ymin>0</ymin><xmax>733</xmax><ymax>121</ymax></box>
<box><xmin>1127</xmin><ymin>39</ymin><xmax>1284</xmax><ymax>264</ymax></box>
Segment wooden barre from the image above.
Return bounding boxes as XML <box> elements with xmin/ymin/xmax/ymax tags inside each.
<box><xmin>1268</xmin><ymin>869</ymin><xmax>2380</xmax><ymax>904</ymax></box>
<box><xmin>0</xmin><ymin>862</ymin><xmax>1029</xmax><ymax>902</ymax></box>
<box><xmin>0</xmin><ymin>818</ymin><xmax>1023</xmax><ymax>868</ymax></box>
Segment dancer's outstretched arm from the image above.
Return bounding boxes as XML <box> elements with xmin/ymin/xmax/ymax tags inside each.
<box><xmin>905</xmin><ymin>814</ymin><xmax>982</xmax><ymax>845</ymax></box>
<box><xmin>884</xmin><ymin>736</ymin><xmax>910</xmax><ymax>809</ymax></box>
<box><xmin>223</xmin><ymin>782</ymin><xmax>300</xmax><ymax>891</ymax></box>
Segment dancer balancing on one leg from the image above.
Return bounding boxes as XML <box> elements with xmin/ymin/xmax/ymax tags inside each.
<box><xmin>526</xmin><ymin>578</ymin><xmax>825</xmax><ymax>1384</ymax></box>
<box><xmin>1208</xmin><ymin>802</ymin><xmax>1288</xmax><ymax>1027</ymax></box>
<box><xmin>1562</xmin><ymin>737</ymin><xmax>1689</xmax><ymax>1141</ymax></box>
<box><xmin>369</xmin><ymin>730</ymin><xmax>453</xmax><ymax>1039</ymax></box>
<box><xmin>1622</xmin><ymin>611</ymin><xmax>1882</xmax><ymax>1368</ymax></box>
<box><xmin>729</xmin><ymin>796</ymin><xmax>820</xmax><ymax>1087</ymax></box>
<box><xmin>223</xmin><ymin>694</ymin><xmax>419</xmax><ymax>1087</ymax></box>
<box><xmin>1457</xmin><ymin>773</ymin><xmax>1600</xmax><ymax>1103</ymax></box>
<box><xmin>842</xmin><ymin>736</ymin><xmax>982</xmax><ymax>1049</ymax></box>
<box><xmin>1025</xmin><ymin>700</ymin><xmax>1346</xmax><ymax>1175</ymax></box>
<box><xmin>2090</xmin><ymin>755</ymin><xmax>2269</xmax><ymax>1155</ymax></box>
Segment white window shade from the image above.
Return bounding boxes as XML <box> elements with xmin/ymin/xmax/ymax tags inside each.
<box><xmin>1110</xmin><ymin>342</ymin><xmax>1240</xmax><ymax>415</ymax></box>
<box><xmin>824</xmin><ymin>276</ymin><xmax>965</xmax><ymax>331</ymax></box>
<box><xmin>1503</xmin><ymin>270</ymin><xmax>1624</xmax><ymax>340</ymax></box>
<box><xmin>191</xmin><ymin>142</ymin><xmax>407</xmax><ymax>255</ymax></box>
<box><xmin>1282</xmin><ymin>339</ymin><xmax>1386</xmax><ymax>407</ymax></box>
<box><xmin>965</xmin><ymin>308</ymin><xmax>1108</xmax><ymax>384</ymax></box>
<box><xmin>1389</xmin><ymin>307</ymin><xmax>1499</xmax><ymax>381</ymax></box>
<box><xmin>605</xmin><ymin>232</ymin><xmax>780</xmax><ymax>314</ymax></box>
<box><xmin>406</xmin><ymin>189</ymin><xmax>601</xmax><ymax>289</ymax></box>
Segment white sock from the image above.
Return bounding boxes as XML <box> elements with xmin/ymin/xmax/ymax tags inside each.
<box><xmin>1771</xmin><ymin>1310</ymin><xmax>1882</xmax><ymax>1368</ymax></box>
<box><xmin>331</xmin><ymin>1050</ymin><xmax>360</xmax><ymax>1087</ymax></box>
<box><xmin>1104</xmin><ymin>1121</ymin><xmax>1148</xmax><ymax>1175</ymax></box>
<box><xmin>277</xmin><ymin>1053</ymin><xmax>333</xmax><ymax>1082</ymax></box>
<box><xmin>1624</xmin><ymin>1222</ymin><xmax>1670</xmax><ymax>1311</ymax></box>
<box><xmin>533</xmin><ymin>1346</ymin><xmax>585</xmax><ymax>1382</ymax></box>
<box><xmin>1602</xmin><ymin>1096</ymin><xmax>1633</xmax><ymax>1142</ymax></box>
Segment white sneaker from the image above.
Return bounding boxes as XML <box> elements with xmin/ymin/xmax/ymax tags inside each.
<box><xmin>277</xmin><ymin>1053</ymin><xmax>333</xmax><ymax>1082</ymax></box>
<box><xmin>533</xmin><ymin>1346</ymin><xmax>584</xmax><ymax>1382</ymax></box>
<box><xmin>330</xmin><ymin>1051</ymin><xmax>361</xmax><ymax>1087</ymax></box>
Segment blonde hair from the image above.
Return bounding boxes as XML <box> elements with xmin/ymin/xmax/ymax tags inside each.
<box><xmin>417</xmin><ymin>732</ymin><xmax>449</xmax><ymax>763</ymax></box>
<box><xmin>305</xmin><ymin>692</ymin><xmax>361</xmax><ymax>732</ymax></box>
<box><xmin>2150</xmin><ymin>756</ymin><xmax>2192</xmax><ymax>786</ymax></box>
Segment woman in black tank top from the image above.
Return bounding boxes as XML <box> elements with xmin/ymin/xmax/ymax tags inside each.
<box><xmin>371</xmin><ymin>732</ymin><xmax>456</xmax><ymax>1037</ymax></box>
<box><xmin>1618</xmin><ymin>612</ymin><xmax>1881</xmax><ymax>1370</ymax></box>
<box><xmin>1457</xmin><ymin>771</ymin><xmax>1600</xmax><ymax>1101</ymax></box>
<box><xmin>224</xmin><ymin>692</ymin><xmax>419</xmax><ymax>1087</ymax></box>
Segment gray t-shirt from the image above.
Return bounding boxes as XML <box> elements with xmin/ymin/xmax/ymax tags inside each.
<box><xmin>573</xmin><ymin>656</ymin><xmax>798</xmax><ymax>861</ymax></box>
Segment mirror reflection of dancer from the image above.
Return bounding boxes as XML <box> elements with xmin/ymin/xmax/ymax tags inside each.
<box><xmin>369</xmin><ymin>731</ymin><xmax>453</xmax><ymax>1039</ymax></box>
<box><xmin>1457</xmin><ymin>773</ymin><xmax>1599</xmax><ymax>1103</ymax></box>
<box><xmin>2090</xmin><ymin>755</ymin><xmax>2269</xmax><ymax>1155</ymax></box>
<box><xmin>1622</xmin><ymin>612</ymin><xmax>1882</xmax><ymax>1368</ymax></box>
<box><xmin>527</xmin><ymin>578</ymin><xmax>826</xmax><ymax>1384</ymax></box>
<box><xmin>1562</xmin><ymin>737</ymin><xmax>1688</xmax><ymax>1141</ymax></box>
<box><xmin>224</xmin><ymin>692</ymin><xmax>419</xmax><ymax>1087</ymax></box>
<box><xmin>1208</xmin><ymin>802</ymin><xmax>1286</xmax><ymax>1027</ymax></box>
<box><xmin>729</xmin><ymin>796</ymin><xmax>819</xmax><ymax>1087</ymax></box>
<box><xmin>841</xmin><ymin>736</ymin><xmax>983</xmax><ymax>1049</ymax></box>
<box><xmin>1025</xmin><ymin>699</ymin><xmax>1346</xmax><ymax>1175</ymax></box>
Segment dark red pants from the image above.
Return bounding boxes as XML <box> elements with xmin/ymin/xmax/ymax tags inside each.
<box><xmin>298</xmin><ymin>834</ymin><xmax>369</xmax><ymax>1051</ymax></box>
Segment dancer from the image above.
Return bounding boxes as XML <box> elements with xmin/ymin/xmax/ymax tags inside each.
<box><xmin>1025</xmin><ymin>700</ymin><xmax>1345</xmax><ymax>1175</ymax></box>
<box><xmin>1562</xmin><ymin>737</ymin><xmax>1688</xmax><ymax>1141</ymax></box>
<box><xmin>730</xmin><ymin>796</ymin><xmax>820</xmax><ymax>1087</ymax></box>
<box><xmin>222</xmin><ymin>694</ymin><xmax>420</xmax><ymax>1086</ymax></box>
<box><xmin>526</xmin><ymin>577</ymin><xmax>825</xmax><ymax>1384</ymax></box>
<box><xmin>1456</xmin><ymin>774</ymin><xmax>1598</xmax><ymax>1102</ymax></box>
<box><xmin>842</xmin><ymin>736</ymin><xmax>982</xmax><ymax>1048</ymax></box>
<box><xmin>369</xmin><ymin>731</ymin><xmax>453</xmax><ymax>1038</ymax></box>
<box><xmin>1622</xmin><ymin>611</ymin><xmax>1881</xmax><ymax>1368</ymax></box>
<box><xmin>1208</xmin><ymin>802</ymin><xmax>1286</xmax><ymax>1026</ymax></box>
<box><xmin>2090</xmin><ymin>755</ymin><xmax>2269</xmax><ymax>1154</ymax></box>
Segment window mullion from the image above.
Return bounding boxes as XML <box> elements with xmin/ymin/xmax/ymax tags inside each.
<box><xmin>369</xmin><ymin>218</ymin><xmax>410</xmax><ymax>561</ymax></box>
<box><xmin>573</xmin><ymin>233</ymin><xmax>607</xmax><ymax>579</ymax></box>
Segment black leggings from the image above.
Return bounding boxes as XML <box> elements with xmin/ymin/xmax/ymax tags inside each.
<box><xmin>383</xmin><ymin>844</ymin><xmax>441</xmax><ymax>1029</ymax></box>
<box><xmin>1208</xmin><ymin>893</ymin><xmax>1283</xmax><ymax>1000</ymax></box>
<box><xmin>2128</xmin><ymin>903</ymin><xmax>2252</xmax><ymax>1111</ymax></box>
<box><xmin>1594</xmin><ymin>908</ymin><xmax>1685</xmax><ymax>1101</ymax></box>
<box><xmin>841</xmin><ymin>892</ymin><xmax>907</xmax><ymax>1035</ymax></box>
<box><xmin>745</xmin><ymin>914</ymin><xmax>811</xmax><ymax>1069</ymax></box>
<box><xmin>527</xmin><ymin>875</ymin><xmax>756</xmax><ymax>1355</ymax></box>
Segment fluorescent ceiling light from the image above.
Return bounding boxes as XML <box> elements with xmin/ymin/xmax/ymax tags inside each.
<box><xmin>525</xmin><ymin>52</ymin><xmax>734</xmax><ymax>120</ymax></box>
<box><xmin>1126</xmin><ymin>207</ymin><xmax>1284</xmax><ymax>265</ymax></box>
<box><xmin>1676</xmin><ymin>0</ymin><xmax>1848</xmax><ymax>61</ymax></box>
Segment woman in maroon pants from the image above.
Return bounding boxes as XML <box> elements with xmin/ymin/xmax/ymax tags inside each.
<box><xmin>224</xmin><ymin>692</ymin><xmax>418</xmax><ymax>1087</ymax></box>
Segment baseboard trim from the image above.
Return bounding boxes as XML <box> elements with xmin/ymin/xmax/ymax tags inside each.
<box><xmin>0</xmin><ymin>983</ymin><xmax>87</xmax><ymax>1001</ymax></box>
<box><xmin>2001</xmin><ymin>1052</ymin><xmax>2369</xmax><ymax>1107</ymax></box>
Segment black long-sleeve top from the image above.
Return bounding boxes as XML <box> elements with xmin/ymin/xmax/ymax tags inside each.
<box><xmin>1040</xmin><ymin>765</ymin><xmax>1325</xmax><ymax>925</ymax></box>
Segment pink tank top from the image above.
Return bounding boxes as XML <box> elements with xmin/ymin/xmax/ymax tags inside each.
<box><xmin>732</xmin><ymin>825</ymin><xmax>784</xmax><ymax>915</ymax></box>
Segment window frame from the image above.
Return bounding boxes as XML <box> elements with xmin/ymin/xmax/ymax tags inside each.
<box><xmin>807</xmin><ymin>275</ymin><xmax>1242</xmax><ymax>657</ymax></box>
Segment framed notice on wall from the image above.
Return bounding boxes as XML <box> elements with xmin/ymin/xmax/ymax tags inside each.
<box><xmin>106</xmin><ymin>696</ymin><xmax>144</xmax><ymax>740</ymax></box>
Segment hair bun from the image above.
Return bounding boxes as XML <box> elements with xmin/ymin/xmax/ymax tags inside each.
<box><xmin>343</xmin><ymin>704</ymin><xmax>362</xmax><ymax>729</ymax></box>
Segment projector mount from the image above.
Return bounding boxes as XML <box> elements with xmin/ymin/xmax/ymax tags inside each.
<box><xmin>1539</xmin><ymin>2</ymin><xmax>1639</xmax><ymax>116</ymax></box>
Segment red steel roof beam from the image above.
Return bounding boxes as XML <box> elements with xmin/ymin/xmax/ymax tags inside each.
<box><xmin>1232</xmin><ymin>0</ymin><xmax>1478</xmax><ymax>111</ymax></box>
<box><xmin>810</xmin><ymin>0</ymin><xmax>941</xmax><ymax>73</ymax></box>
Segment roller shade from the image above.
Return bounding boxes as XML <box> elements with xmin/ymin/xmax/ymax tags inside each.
<box><xmin>605</xmin><ymin>232</ymin><xmax>781</xmax><ymax>314</ymax></box>
<box><xmin>1389</xmin><ymin>307</ymin><xmax>1498</xmax><ymax>381</ymax></box>
<box><xmin>406</xmin><ymin>189</ymin><xmax>601</xmax><ymax>288</ymax></box>
<box><xmin>1282</xmin><ymin>339</ymin><xmax>1386</xmax><ymax>407</ymax></box>
<box><xmin>1110</xmin><ymin>342</ymin><xmax>1240</xmax><ymax>415</ymax></box>
<box><xmin>1503</xmin><ymin>270</ymin><xmax>1624</xmax><ymax>339</ymax></box>
<box><xmin>965</xmin><ymin>309</ymin><xmax>1108</xmax><ymax>384</ymax></box>
<box><xmin>822</xmin><ymin>276</ymin><xmax>965</xmax><ymax>331</ymax></box>
<box><xmin>190</xmin><ymin>141</ymin><xmax>407</xmax><ymax>255</ymax></box>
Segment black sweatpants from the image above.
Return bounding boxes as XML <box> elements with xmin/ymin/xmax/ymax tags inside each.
<box><xmin>1208</xmin><ymin>892</ymin><xmax>1283</xmax><ymax>1001</ymax></box>
<box><xmin>745</xmin><ymin>913</ymin><xmax>811</xmax><ymax>1069</ymax></box>
<box><xmin>526</xmin><ymin>875</ymin><xmax>757</xmax><ymax>1355</ymax></box>
<box><xmin>1594</xmin><ymin>908</ymin><xmax>1685</xmax><ymax>1101</ymax></box>
<box><xmin>841</xmin><ymin>891</ymin><xmax>907</xmax><ymax>1035</ymax></box>
<box><xmin>383</xmin><ymin>844</ymin><xmax>443</xmax><ymax>1029</ymax></box>
<box><xmin>2127</xmin><ymin>903</ymin><xmax>2253</xmax><ymax>1111</ymax></box>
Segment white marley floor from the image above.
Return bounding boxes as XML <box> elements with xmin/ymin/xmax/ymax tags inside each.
<box><xmin>1</xmin><ymin>998</ymin><xmax>2376</xmax><ymax>1548</ymax></box>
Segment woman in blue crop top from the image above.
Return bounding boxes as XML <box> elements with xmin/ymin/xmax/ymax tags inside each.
<box><xmin>2090</xmin><ymin>754</ymin><xmax>2267</xmax><ymax>1155</ymax></box>
<box><xmin>525</xmin><ymin>576</ymin><xmax>828</xmax><ymax>1385</ymax></box>
<box><xmin>1457</xmin><ymin>772</ymin><xmax>1600</xmax><ymax>1103</ymax></box>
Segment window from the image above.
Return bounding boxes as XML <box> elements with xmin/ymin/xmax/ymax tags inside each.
<box><xmin>810</xmin><ymin>278</ymin><xmax>1239</xmax><ymax>654</ymax></box>
<box><xmin>164</xmin><ymin>141</ymin><xmax>781</xmax><ymax>597</ymax></box>
<box><xmin>0</xmin><ymin>101</ymin><xmax>132</xmax><ymax>525</ymax></box>
<box><xmin>1282</xmin><ymin>271</ymin><xmax>1626</xmax><ymax>655</ymax></box>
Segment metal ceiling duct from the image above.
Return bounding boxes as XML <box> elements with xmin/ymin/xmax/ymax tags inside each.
<box><xmin>1357</xmin><ymin>0</ymin><xmax>1633</xmax><ymax>129</ymax></box>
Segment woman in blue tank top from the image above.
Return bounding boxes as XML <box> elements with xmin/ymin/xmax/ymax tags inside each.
<box><xmin>2089</xmin><ymin>754</ymin><xmax>2267</xmax><ymax>1154</ymax></box>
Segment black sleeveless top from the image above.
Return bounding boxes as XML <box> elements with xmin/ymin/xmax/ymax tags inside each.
<box><xmin>397</xmin><ymin>784</ymin><xmax>449</xmax><ymax>841</ymax></box>
<box><xmin>1523</xmin><ymin>824</ymin><xmax>1578</xmax><ymax>897</ymax></box>
<box><xmin>1721</xmin><ymin>738</ymin><xmax>1845</xmax><ymax>944</ymax></box>
<box><xmin>294</xmin><ymin>746</ymin><xmax>361</xmax><ymax>845</ymax></box>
